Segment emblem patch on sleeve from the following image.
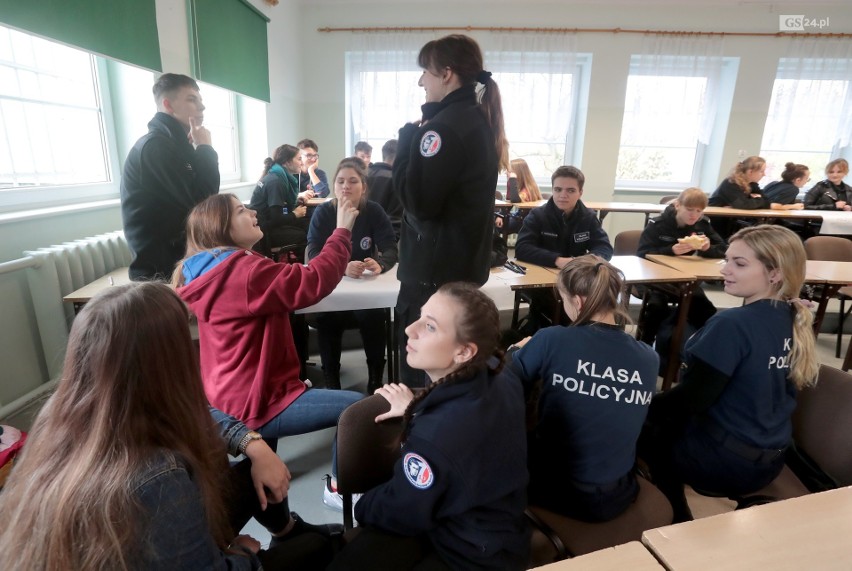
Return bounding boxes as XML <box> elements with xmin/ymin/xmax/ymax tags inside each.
<box><xmin>359</xmin><ymin>236</ymin><xmax>373</xmax><ymax>251</ymax></box>
<box><xmin>403</xmin><ymin>452</ymin><xmax>434</xmax><ymax>489</ymax></box>
<box><xmin>419</xmin><ymin>131</ymin><xmax>442</xmax><ymax>157</ymax></box>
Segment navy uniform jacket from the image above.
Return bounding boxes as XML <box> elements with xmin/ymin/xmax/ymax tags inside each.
<box><xmin>121</xmin><ymin>112</ymin><xmax>219</xmax><ymax>281</ymax></box>
<box><xmin>638</xmin><ymin>205</ymin><xmax>727</xmax><ymax>258</ymax></box>
<box><xmin>708</xmin><ymin>180</ymin><xmax>769</xmax><ymax>209</ymax></box>
<box><xmin>763</xmin><ymin>180</ymin><xmax>800</xmax><ymax>205</ymax></box>
<box><xmin>804</xmin><ymin>179</ymin><xmax>852</xmax><ymax>210</ymax></box>
<box><xmin>306</xmin><ymin>199</ymin><xmax>398</xmax><ymax>272</ymax></box>
<box><xmin>393</xmin><ymin>84</ymin><xmax>497</xmax><ymax>287</ymax></box>
<box><xmin>356</xmin><ymin>366</ymin><xmax>530</xmax><ymax>570</ymax></box>
<box><xmin>298</xmin><ymin>167</ymin><xmax>329</xmax><ymax>198</ymax></box>
<box><xmin>509</xmin><ymin>324</ymin><xmax>658</xmax><ymax>487</ymax></box>
<box><xmin>367</xmin><ymin>162</ymin><xmax>403</xmax><ymax>239</ymax></box>
<box><xmin>515</xmin><ymin>198</ymin><xmax>612</xmax><ymax>267</ymax></box>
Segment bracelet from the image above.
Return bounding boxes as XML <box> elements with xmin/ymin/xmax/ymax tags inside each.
<box><xmin>238</xmin><ymin>431</ymin><xmax>262</xmax><ymax>455</ymax></box>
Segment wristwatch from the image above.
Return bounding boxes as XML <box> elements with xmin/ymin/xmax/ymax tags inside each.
<box><xmin>238</xmin><ymin>431</ymin><xmax>263</xmax><ymax>454</ymax></box>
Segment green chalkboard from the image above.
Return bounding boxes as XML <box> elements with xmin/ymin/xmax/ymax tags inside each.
<box><xmin>0</xmin><ymin>0</ymin><xmax>161</xmax><ymax>71</ymax></box>
<box><xmin>189</xmin><ymin>0</ymin><xmax>270</xmax><ymax>102</ymax></box>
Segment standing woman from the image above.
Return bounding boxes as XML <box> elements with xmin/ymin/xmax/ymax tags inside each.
<box><xmin>328</xmin><ymin>283</ymin><xmax>529</xmax><ymax>571</ymax></box>
<box><xmin>804</xmin><ymin>158</ymin><xmax>852</xmax><ymax>211</ymax></box>
<box><xmin>393</xmin><ymin>34</ymin><xmax>508</xmax><ymax>386</ymax></box>
<box><xmin>640</xmin><ymin>225</ymin><xmax>818</xmax><ymax>522</ymax></box>
<box><xmin>249</xmin><ymin>144</ymin><xmax>315</xmax><ymax>258</ymax></box>
<box><xmin>307</xmin><ymin>158</ymin><xmax>398</xmax><ymax>393</ymax></box>
<box><xmin>508</xmin><ymin>256</ymin><xmax>659</xmax><ymax>522</ymax></box>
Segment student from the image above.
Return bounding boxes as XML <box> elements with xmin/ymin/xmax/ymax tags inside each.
<box><xmin>328</xmin><ymin>283</ymin><xmax>529</xmax><ymax>571</ymax></box>
<box><xmin>804</xmin><ymin>158</ymin><xmax>852</xmax><ymax>211</ymax></box>
<box><xmin>515</xmin><ymin>165</ymin><xmax>612</xmax><ymax>268</ymax></box>
<box><xmin>639</xmin><ymin>225</ymin><xmax>819</xmax><ymax>522</ymax></box>
<box><xmin>121</xmin><ymin>73</ymin><xmax>220</xmax><ymax>281</ymax></box>
<box><xmin>249</xmin><ymin>144</ymin><xmax>315</xmax><ymax>259</ymax></box>
<box><xmin>764</xmin><ymin>162</ymin><xmax>809</xmax><ymax>205</ymax></box>
<box><xmin>507</xmin><ymin>256</ymin><xmax>658</xmax><ymax>522</ymax></box>
<box><xmin>637</xmin><ymin>187</ymin><xmax>726</xmax><ymax>345</ymax></box>
<box><xmin>393</xmin><ymin>34</ymin><xmax>508</xmax><ymax>387</ymax></box>
<box><xmin>173</xmin><ymin>194</ymin><xmax>363</xmax><ymax>504</ymax></box>
<box><xmin>507</xmin><ymin>158</ymin><xmax>543</xmax><ymax>203</ymax></box>
<box><xmin>307</xmin><ymin>158</ymin><xmax>398</xmax><ymax>393</ymax></box>
<box><xmin>354</xmin><ymin>141</ymin><xmax>372</xmax><ymax>168</ymax></box>
<box><xmin>0</xmin><ymin>283</ymin><xmax>334</xmax><ymax>570</ymax></box>
<box><xmin>515</xmin><ymin>165</ymin><xmax>612</xmax><ymax>332</ymax></box>
<box><xmin>367</xmin><ymin>139</ymin><xmax>403</xmax><ymax>240</ymax></box>
<box><xmin>297</xmin><ymin>138</ymin><xmax>330</xmax><ymax>198</ymax></box>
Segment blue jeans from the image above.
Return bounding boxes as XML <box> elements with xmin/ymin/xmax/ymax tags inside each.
<box><xmin>257</xmin><ymin>388</ymin><xmax>363</xmax><ymax>477</ymax></box>
<box><xmin>256</xmin><ymin>388</ymin><xmax>363</xmax><ymax>439</ymax></box>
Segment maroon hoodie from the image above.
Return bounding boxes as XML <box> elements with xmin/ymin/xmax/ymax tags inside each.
<box><xmin>178</xmin><ymin>228</ymin><xmax>352</xmax><ymax>428</ymax></box>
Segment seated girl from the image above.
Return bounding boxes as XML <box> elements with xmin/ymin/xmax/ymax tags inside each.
<box><xmin>507</xmin><ymin>158</ymin><xmax>543</xmax><ymax>203</ymax></box>
<box><xmin>639</xmin><ymin>225</ymin><xmax>818</xmax><ymax>522</ymax></box>
<box><xmin>329</xmin><ymin>283</ymin><xmax>530</xmax><ymax>571</ymax></box>
<box><xmin>508</xmin><ymin>256</ymin><xmax>659</xmax><ymax>522</ymax></box>
<box><xmin>764</xmin><ymin>162</ymin><xmax>809</xmax><ymax>205</ymax></box>
<box><xmin>249</xmin><ymin>144</ymin><xmax>315</xmax><ymax>259</ymax></box>
<box><xmin>637</xmin><ymin>187</ymin><xmax>725</xmax><ymax>346</ymax></box>
<box><xmin>804</xmin><ymin>158</ymin><xmax>852</xmax><ymax>211</ymax></box>
<box><xmin>174</xmin><ymin>193</ymin><xmax>363</xmax><ymax>510</ymax></box>
<box><xmin>306</xmin><ymin>158</ymin><xmax>398</xmax><ymax>393</ymax></box>
<box><xmin>0</xmin><ymin>283</ymin><xmax>333</xmax><ymax>569</ymax></box>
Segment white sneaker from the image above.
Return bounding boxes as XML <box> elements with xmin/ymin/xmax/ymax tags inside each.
<box><xmin>322</xmin><ymin>476</ymin><xmax>361</xmax><ymax>512</ymax></box>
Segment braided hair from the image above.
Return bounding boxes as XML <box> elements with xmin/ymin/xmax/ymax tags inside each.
<box><xmin>401</xmin><ymin>282</ymin><xmax>504</xmax><ymax>441</ymax></box>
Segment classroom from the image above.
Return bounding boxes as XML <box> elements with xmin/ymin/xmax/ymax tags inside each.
<box><xmin>1</xmin><ymin>0</ymin><xmax>851</xmax><ymax>568</ymax></box>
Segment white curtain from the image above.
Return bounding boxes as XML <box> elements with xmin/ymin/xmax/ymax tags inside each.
<box><xmin>628</xmin><ymin>34</ymin><xmax>725</xmax><ymax>145</ymax></box>
<box><xmin>764</xmin><ymin>36</ymin><xmax>852</xmax><ymax>155</ymax></box>
<box><xmin>345</xmin><ymin>31</ymin><xmax>580</xmax><ymax>171</ymax></box>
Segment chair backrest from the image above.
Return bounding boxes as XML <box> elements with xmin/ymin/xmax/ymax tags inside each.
<box><xmin>803</xmin><ymin>236</ymin><xmax>852</xmax><ymax>262</ymax></box>
<box><xmin>335</xmin><ymin>394</ymin><xmax>404</xmax><ymax>528</ymax></box>
<box><xmin>613</xmin><ymin>230</ymin><xmax>643</xmax><ymax>256</ymax></box>
<box><xmin>659</xmin><ymin>195</ymin><xmax>678</xmax><ymax>205</ymax></box>
<box><xmin>793</xmin><ymin>364</ymin><xmax>852</xmax><ymax>486</ymax></box>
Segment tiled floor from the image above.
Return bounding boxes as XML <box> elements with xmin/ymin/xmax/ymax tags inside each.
<box><xmin>241</xmin><ymin>279</ymin><xmax>852</xmax><ymax>544</ymax></box>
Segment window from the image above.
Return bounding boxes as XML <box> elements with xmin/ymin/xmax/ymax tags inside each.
<box><xmin>759</xmin><ymin>58</ymin><xmax>852</xmax><ymax>189</ymax></box>
<box><xmin>198</xmin><ymin>82</ymin><xmax>240</xmax><ymax>183</ymax></box>
<box><xmin>346</xmin><ymin>46</ymin><xmax>589</xmax><ymax>181</ymax></box>
<box><xmin>0</xmin><ymin>25</ymin><xmax>108</xmax><ymax>189</ymax></box>
<box><xmin>615</xmin><ymin>54</ymin><xmax>731</xmax><ymax>190</ymax></box>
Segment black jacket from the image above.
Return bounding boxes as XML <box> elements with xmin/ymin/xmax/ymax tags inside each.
<box><xmin>356</xmin><ymin>366</ymin><xmax>530</xmax><ymax>570</ymax></box>
<box><xmin>804</xmin><ymin>180</ymin><xmax>852</xmax><ymax>211</ymax></box>
<box><xmin>367</xmin><ymin>162</ymin><xmax>403</xmax><ymax>239</ymax></box>
<box><xmin>763</xmin><ymin>181</ymin><xmax>800</xmax><ymax>205</ymax></box>
<box><xmin>393</xmin><ymin>85</ymin><xmax>497</xmax><ymax>287</ymax></box>
<box><xmin>120</xmin><ymin>112</ymin><xmax>219</xmax><ymax>281</ymax></box>
<box><xmin>708</xmin><ymin>180</ymin><xmax>769</xmax><ymax>210</ymax></box>
<box><xmin>638</xmin><ymin>204</ymin><xmax>727</xmax><ymax>258</ymax></box>
<box><xmin>515</xmin><ymin>199</ymin><xmax>613</xmax><ymax>267</ymax></box>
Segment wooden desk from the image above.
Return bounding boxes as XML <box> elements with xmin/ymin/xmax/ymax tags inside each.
<box><xmin>63</xmin><ymin>267</ymin><xmax>132</xmax><ymax>313</ymax></box>
<box><xmin>585</xmin><ymin>201</ymin><xmax>667</xmax><ymax>223</ymax></box>
<box><xmin>642</xmin><ymin>487</ymin><xmax>852</xmax><ymax>570</ymax></box>
<box><xmin>532</xmin><ymin>541</ymin><xmax>664</xmax><ymax>570</ymax></box>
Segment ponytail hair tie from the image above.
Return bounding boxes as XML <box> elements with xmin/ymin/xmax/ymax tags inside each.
<box><xmin>476</xmin><ymin>70</ymin><xmax>492</xmax><ymax>84</ymax></box>
<box><xmin>788</xmin><ymin>297</ymin><xmax>816</xmax><ymax>310</ymax></box>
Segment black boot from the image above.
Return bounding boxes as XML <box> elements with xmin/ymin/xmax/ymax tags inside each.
<box><xmin>366</xmin><ymin>359</ymin><xmax>386</xmax><ymax>394</ymax></box>
<box><xmin>323</xmin><ymin>364</ymin><xmax>341</xmax><ymax>390</ymax></box>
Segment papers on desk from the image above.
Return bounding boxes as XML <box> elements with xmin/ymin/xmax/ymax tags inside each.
<box><xmin>818</xmin><ymin>210</ymin><xmax>852</xmax><ymax>235</ymax></box>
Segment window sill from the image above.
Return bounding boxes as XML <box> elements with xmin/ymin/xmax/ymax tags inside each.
<box><xmin>0</xmin><ymin>199</ymin><xmax>121</xmax><ymax>226</ymax></box>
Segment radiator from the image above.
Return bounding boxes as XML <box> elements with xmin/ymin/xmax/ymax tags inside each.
<box><xmin>23</xmin><ymin>231</ymin><xmax>131</xmax><ymax>379</ymax></box>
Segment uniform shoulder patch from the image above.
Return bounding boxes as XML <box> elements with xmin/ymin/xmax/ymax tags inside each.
<box><xmin>419</xmin><ymin>131</ymin><xmax>442</xmax><ymax>157</ymax></box>
<box><xmin>359</xmin><ymin>236</ymin><xmax>373</xmax><ymax>251</ymax></box>
<box><xmin>403</xmin><ymin>452</ymin><xmax>435</xmax><ymax>489</ymax></box>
